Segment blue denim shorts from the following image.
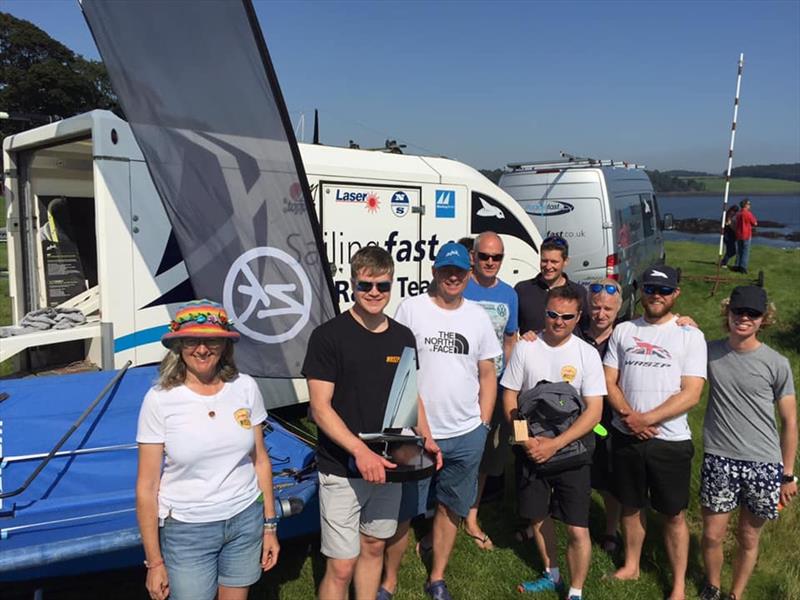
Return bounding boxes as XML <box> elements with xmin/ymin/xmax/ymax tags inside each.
<box><xmin>159</xmin><ymin>499</ymin><xmax>263</xmax><ymax>599</ymax></box>
<box><xmin>399</xmin><ymin>424</ymin><xmax>488</xmax><ymax>520</ymax></box>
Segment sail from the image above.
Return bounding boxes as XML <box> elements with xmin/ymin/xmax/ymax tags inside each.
<box><xmin>80</xmin><ymin>0</ymin><xmax>336</xmax><ymax>377</ymax></box>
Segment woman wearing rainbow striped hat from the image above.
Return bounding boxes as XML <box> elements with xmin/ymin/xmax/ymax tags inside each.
<box><xmin>135</xmin><ymin>300</ymin><xmax>280</xmax><ymax>600</ymax></box>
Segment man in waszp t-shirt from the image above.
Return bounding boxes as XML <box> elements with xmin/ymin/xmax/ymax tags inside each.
<box><xmin>698</xmin><ymin>286</ymin><xmax>797</xmax><ymax>600</ymax></box>
<box><xmin>380</xmin><ymin>242</ymin><xmax>501</xmax><ymax>600</ymax></box>
<box><xmin>603</xmin><ymin>265</ymin><xmax>706</xmax><ymax>600</ymax></box>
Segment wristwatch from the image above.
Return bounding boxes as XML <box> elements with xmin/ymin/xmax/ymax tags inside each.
<box><xmin>481</xmin><ymin>421</ymin><xmax>492</xmax><ymax>431</ymax></box>
<box><xmin>781</xmin><ymin>473</ymin><xmax>797</xmax><ymax>484</ymax></box>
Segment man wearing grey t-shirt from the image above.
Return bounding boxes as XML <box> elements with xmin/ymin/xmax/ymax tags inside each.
<box><xmin>699</xmin><ymin>286</ymin><xmax>797</xmax><ymax>600</ymax></box>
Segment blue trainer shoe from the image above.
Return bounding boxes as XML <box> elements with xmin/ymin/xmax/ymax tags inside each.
<box><xmin>517</xmin><ymin>574</ymin><xmax>565</xmax><ymax>594</ymax></box>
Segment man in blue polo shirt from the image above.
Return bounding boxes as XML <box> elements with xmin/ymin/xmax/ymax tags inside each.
<box><xmin>462</xmin><ymin>231</ymin><xmax>518</xmax><ymax>549</ymax></box>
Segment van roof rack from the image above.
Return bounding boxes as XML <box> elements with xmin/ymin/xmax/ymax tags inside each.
<box><xmin>507</xmin><ymin>151</ymin><xmax>646</xmax><ymax>171</ymax></box>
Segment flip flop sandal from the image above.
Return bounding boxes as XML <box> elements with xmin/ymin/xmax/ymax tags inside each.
<box><xmin>424</xmin><ymin>579</ymin><xmax>453</xmax><ymax>600</ymax></box>
<box><xmin>464</xmin><ymin>530</ymin><xmax>494</xmax><ymax>550</ymax></box>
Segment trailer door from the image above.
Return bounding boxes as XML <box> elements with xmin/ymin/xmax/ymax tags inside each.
<box><xmin>319</xmin><ymin>182</ymin><xmax>421</xmax><ymax>313</ymax></box>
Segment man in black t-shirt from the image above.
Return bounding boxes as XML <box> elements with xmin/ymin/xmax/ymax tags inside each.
<box><xmin>515</xmin><ymin>235</ymin><xmax>589</xmax><ymax>336</ymax></box>
<box><xmin>302</xmin><ymin>246</ymin><xmax>433</xmax><ymax>600</ymax></box>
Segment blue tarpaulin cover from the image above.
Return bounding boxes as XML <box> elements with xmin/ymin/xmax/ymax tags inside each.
<box><xmin>0</xmin><ymin>367</ymin><xmax>318</xmax><ymax>581</ymax></box>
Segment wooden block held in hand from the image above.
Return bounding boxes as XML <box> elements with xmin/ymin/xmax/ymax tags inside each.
<box><xmin>513</xmin><ymin>420</ymin><xmax>529</xmax><ymax>444</ymax></box>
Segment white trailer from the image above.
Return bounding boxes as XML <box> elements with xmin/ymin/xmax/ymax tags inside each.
<box><xmin>2</xmin><ymin>110</ymin><xmax>542</xmax><ymax>405</ymax></box>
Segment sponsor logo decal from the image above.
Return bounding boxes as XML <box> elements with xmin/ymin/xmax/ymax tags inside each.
<box><xmin>476</xmin><ymin>197</ymin><xmax>505</xmax><ymax>219</ymax></box>
<box><xmin>560</xmin><ymin>365</ymin><xmax>577</xmax><ymax>384</ymax></box>
<box><xmin>648</xmin><ymin>269</ymin><xmax>669</xmax><ymax>279</ymax></box>
<box><xmin>386</xmin><ymin>355</ymin><xmax>401</xmax><ymax>363</ymax></box>
<box><xmin>234</xmin><ymin>408</ymin><xmax>252</xmax><ymax>429</ymax></box>
<box><xmin>365</xmin><ymin>192</ymin><xmax>380</xmax><ymax>213</ymax></box>
<box><xmin>526</xmin><ymin>200</ymin><xmax>574</xmax><ymax>217</ymax></box>
<box><xmin>435</xmin><ymin>189</ymin><xmax>456</xmax><ymax>218</ymax></box>
<box><xmin>423</xmin><ymin>331</ymin><xmax>470</xmax><ymax>354</ymax></box>
<box><xmin>625</xmin><ymin>337</ymin><xmax>672</xmax><ymax>360</ymax></box>
<box><xmin>390</xmin><ymin>191</ymin><xmax>410</xmax><ymax>217</ymax></box>
<box><xmin>223</xmin><ymin>246</ymin><xmax>312</xmax><ymax>344</ymax></box>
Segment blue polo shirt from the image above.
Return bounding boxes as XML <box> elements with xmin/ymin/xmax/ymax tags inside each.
<box><xmin>464</xmin><ymin>278</ymin><xmax>519</xmax><ymax>375</ymax></box>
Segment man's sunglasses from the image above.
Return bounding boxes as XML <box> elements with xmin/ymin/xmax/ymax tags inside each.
<box><xmin>542</xmin><ymin>235</ymin><xmax>568</xmax><ymax>247</ymax></box>
<box><xmin>476</xmin><ymin>252</ymin><xmax>504</xmax><ymax>262</ymax></box>
<box><xmin>642</xmin><ymin>284</ymin><xmax>675</xmax><ymax>296</ymax></box>
<box><xmin>354</xmin><ymin>280</ymin><xmax>392</xmax><ymax>293</ymax></box>
<box><xmin>589</xmin><ymin>283</ymin><xmax>619</xmax><ymax>295</ymax></box>
<box><xmin>730</xmin><ymin>307</ymin><xmax>763</xmax><ymax>319</ymax></box>
<box><xmin>545</xmin><ymin>310</ymin><xmax>577</xmax><ymax>321</ymax></box>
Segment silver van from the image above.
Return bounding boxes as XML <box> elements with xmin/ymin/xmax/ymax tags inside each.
<box><xmin>499</xmin><ymin>157</ymin><xmax>666</xmax><ymax>319</ymax></box>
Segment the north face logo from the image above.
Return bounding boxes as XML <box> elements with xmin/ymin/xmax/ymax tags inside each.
<box><xmin>423</xmin><ymin>331</ymin><xmax>470</xmax><ymax>355</ymax></box>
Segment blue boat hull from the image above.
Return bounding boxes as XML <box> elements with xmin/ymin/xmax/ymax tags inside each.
<box><xmin>0</xmin><ymin>367</ymin><xmax>319</xmax><ymax>582</ymax></box>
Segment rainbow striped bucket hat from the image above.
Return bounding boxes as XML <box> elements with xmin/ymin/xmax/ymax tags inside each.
<box><xmin>161</xmin><ymin>299</ymin><xmax>240</xmax><ymax>347</ymax></box>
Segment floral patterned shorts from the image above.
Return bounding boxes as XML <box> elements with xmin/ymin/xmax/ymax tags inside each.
<box><xmin>700</xmin><ymin>453</ymin><xmax>782</xmax><ymax>520</ymax></box>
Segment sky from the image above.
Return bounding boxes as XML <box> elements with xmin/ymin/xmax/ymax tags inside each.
<box><xmin>3</xmin><ymin>0</ymin><xmax>799</xmax><ymax>173</ymax></box>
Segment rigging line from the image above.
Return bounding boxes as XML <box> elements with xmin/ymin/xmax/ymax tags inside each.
<box><xmin>2</xmin><ymin>444</ymin><xmax>138</xmax><ymax>463</ymax></box>
<box><xmin>1</xmin><ymin>508</ymin><xmax>137</xmax><ymax>537</ymax></box>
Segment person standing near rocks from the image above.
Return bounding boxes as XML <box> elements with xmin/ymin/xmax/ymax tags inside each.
<box><xmin>735</xmin><ymin>198</ymin><xmax>758</xmax><ymax>274</ymax></box>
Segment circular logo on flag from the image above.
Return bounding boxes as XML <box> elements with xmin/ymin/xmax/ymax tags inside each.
<box><xmin>390</xmin><ymin>191</ymin><xmax>410</xmax><ymax>217</ymax></box>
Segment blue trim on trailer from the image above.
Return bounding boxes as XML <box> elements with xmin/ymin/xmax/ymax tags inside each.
<box><xmin>114</xmin><ymin>325</ymin><xmax>169</xmax><ymax>352</ymax></box>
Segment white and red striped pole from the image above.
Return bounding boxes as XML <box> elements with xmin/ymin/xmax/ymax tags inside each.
<box><xmin>717</xmin><ymin>53</ymin><xmax>744</xmax><ymax>260</ymax></box>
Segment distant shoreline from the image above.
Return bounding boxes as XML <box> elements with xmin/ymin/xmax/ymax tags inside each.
<box><xmin>659</xmin><ymin>191</ymin><xmax>798</xmax><ymax>197</ymax></box>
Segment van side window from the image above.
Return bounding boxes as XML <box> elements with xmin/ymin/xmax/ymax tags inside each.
<box><xmin>640</xmin><ymin>194</ymin><xmax>656</xmax><ymax>238</ymax></box>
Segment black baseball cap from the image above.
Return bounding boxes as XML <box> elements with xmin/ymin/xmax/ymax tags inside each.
<box><xmin>729</xmin><ymin>286</ymin><xmax>767</xmax><ymax>313</ymax></box>
<box><xmin>641</xmin><ymin>265</ymin><xmax>680</xmax><ymax>288</ymax></box>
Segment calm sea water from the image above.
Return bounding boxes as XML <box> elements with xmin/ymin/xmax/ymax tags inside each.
<box><xmin>658</xmin><ymin>194</ymin><xmax>800</xmax><ymax>248</ymax></box>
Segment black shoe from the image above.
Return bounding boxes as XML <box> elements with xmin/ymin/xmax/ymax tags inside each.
<box><xmin>699</xmin><ymin>583</ymin><xmax>722</xmax><ymax>600</ymax></box>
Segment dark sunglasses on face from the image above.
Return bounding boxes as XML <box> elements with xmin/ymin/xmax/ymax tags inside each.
<box><xmin>354</xmin><ymin>280</ymin><xmax>392</xmax><ymax>293</ymax></box>
<box><xmin>545</xmin><ymin>309</ymin><xmax>577</xmax><ymax>321</ymax></box>
<box><xmin>476</xmin><ymin>251</ymin><xmax>504</xmax><ymax>262</ymax></box>
<box><xmin>542</xmin><ymin>235</ymin><xmax>568</xmax><ymax>247</ymax></box>
<box><xmin>642</xmin><ymin>284</ymin><xmax>675</xmax><ymax>296</ymax></box>
<box><xmin>589</xmin><ymin>283</ymin><xmax>619</xmax><ymax>295</ymax></box>
<box><xmin>730</xmin><ymin>307</ymin><xmax>763</xmax><ymax>319</ymax></box>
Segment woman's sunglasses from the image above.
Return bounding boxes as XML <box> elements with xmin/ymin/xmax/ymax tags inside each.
<box><xmin>589</xmin><ymin>283</ymin><xmax>619</xmax><ymax>295</ymax></box>
<box><xmin>642</xmin><ymin>284</ymin><xmax>675</xmax><ymax>296</ymax></box>
<box><xmin>354</xmin><ymin>280</ymin><xmax>392</xmax><ymax>293</ymax></box>
<box><xmin>730</xmin><ymin>307</ymin><xmax>763</xmax><ymax>319</ymax></box>
<box><xmin>545</xmin><ymin>310</ymin><xmax>577</xmax><ymax>321</ymax></box>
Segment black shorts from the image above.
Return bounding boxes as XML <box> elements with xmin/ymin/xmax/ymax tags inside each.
<box><xmin>590</xmin><ymin>434</ymin><xmax>613</xmax><ymax>492</ymax></box>
<box><xmin>611</xmin><ymin>430</ymin><xmax>694</xmax><ymax>516</ymax></box>
<box><xmin>516</xmin><ymin>459</ymin><xmax>591</xmax><ymax>527</ymax></box>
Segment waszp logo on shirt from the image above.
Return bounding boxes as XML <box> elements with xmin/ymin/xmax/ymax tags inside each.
<box><xmin>423</xmin><ymin>331</ymin><xmax>470</xmax><ymax>354</ymax></box>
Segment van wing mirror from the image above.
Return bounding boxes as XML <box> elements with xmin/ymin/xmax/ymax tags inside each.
<box><xmin>662</xmin><ymin>213</ymin><xmax>674</xmax><ymax>230</ymax></box>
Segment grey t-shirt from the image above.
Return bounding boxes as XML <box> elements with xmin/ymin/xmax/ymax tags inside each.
<box><xmin>703</xmin><ymin>340</ymin><xmax>795</xmax><ymax>464</ymax></box>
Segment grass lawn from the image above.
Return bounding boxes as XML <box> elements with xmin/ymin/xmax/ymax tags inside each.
<box><xmin>2</xmin><ymin>240</ymin><xmax>799</xmax><ymax>599</ymax></box>
<box><xmin>685</xmin><ymin>176</ymin><xmax>800</xmax><ymax>195</ymax></box>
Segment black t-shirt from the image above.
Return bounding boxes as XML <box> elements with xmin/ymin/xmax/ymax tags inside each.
<box><xmin>515</xmin><ymin>274</ymin><xmax>589</xmax><ymax>335</ymax></box>
<box><xmin>302</xmin><ymin>311</ymin><xmax>417</xmax><ymax>476</ymax></box>
<box><xmin>581</xmin><ymin>325</ymin><xmax>613</xmax><ymax>427</ymax></box>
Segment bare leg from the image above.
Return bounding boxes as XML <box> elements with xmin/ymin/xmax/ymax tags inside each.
<box><xmin>663</xmin><ymin>510</ymin><xmax>689</xmax><ymax>600</ymax></box>
<box><xmin>531</xmin><ymin>517</ymin><xmax>559</xmax><ymax>570</ymax></box>
<box><xmin>464</xmin><ymin>472</ymin><xmax>493</xmax><ymax>548</ymax></box>
<box><xmin>319</xmin><ymin>557</ymin><xmax>357</xmax><ymax>600</ymax></box>
<box><xmin>380</xmin><ymin>521</ymin><xmax>410</xmax><ymax>595</ymax></box>
<box><xmin>565</xmin><ymin>525</ymin><xmax>592</xmax><ymax>589</ymax></box>
<box><xmin>218</xmin><ymin>586</ymin><xmax>249</xmax><ymax>600</ymax></box>
<box><xmin>730</xmin><ymin>506</ymin><xmax>766</xmax><ymax>599</ymax></box>
<box><xmin>429</xmin><ymin>503</ymin><xmax>461</xmax><ymax>582</ymax></box>
<box><xmin>614</xmin><ymin>506</ymin><xmax>645</xmax><ymax>580</ymax></box>
<box><xmin>354</xmin><ymin>534</ymin><xmax>386</xmax><ymax>600</ymax></box>
<box><xmin>601</xmin><ymin>491</ymin><xmax>622</xmax><ymax>538</ymax></box>
<box><xmin>701</xmin><ymin>508</ymin><xmax>732</xmax><ymax>589</ymax></box>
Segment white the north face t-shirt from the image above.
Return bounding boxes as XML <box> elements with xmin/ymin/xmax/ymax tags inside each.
<box><xmin>137</xmin><ymin>374</ymin><xmax>267</xmax><ymax>522</ymax></box>
<box><xmin>604</xmin><ymin>316</ymin><xmax>707</xmax><ymax>441</ymax></box>
<box><xmin>394</xmin><ymin>295</ymin><xmax>502</xmax><ymax>439</ymax></box>
<box><xmin>501</xmin><ymin>335</ymin><xmax>607</xmax><ymax>398</ymax></box>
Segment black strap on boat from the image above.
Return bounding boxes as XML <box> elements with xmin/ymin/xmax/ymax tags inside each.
<box><xmin>0</xmin><ymin>361</ymin><xmax>132</xmax><ymax>500</ymax></box>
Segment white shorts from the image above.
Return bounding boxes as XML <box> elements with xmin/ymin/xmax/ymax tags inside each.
<box><xmin>318</xmin><ymin>472</ymin><xmax>401</xmax><ymax>559</ymax></box>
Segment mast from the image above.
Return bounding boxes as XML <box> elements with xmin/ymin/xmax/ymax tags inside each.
<box><xmin>717</xmin><ymin>53</ymin><xmax>744</xmax><ymax>262</ymax></box>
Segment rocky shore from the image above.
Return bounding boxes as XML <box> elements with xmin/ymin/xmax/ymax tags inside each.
<box><xmin>672</xmin><ymin>218</ymin><xmax>800</xmax><ymax>242</ymax></box>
